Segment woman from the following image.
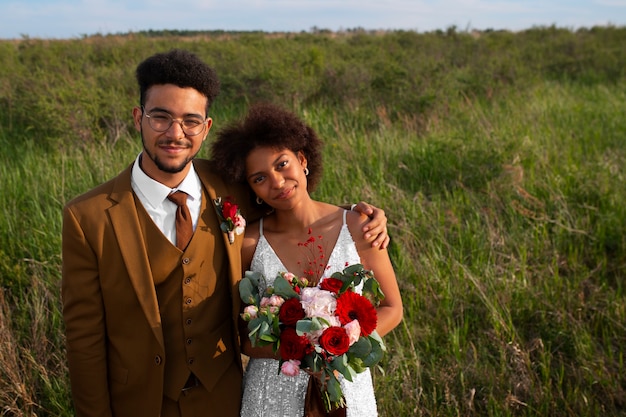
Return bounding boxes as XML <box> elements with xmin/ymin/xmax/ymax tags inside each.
<box><xmin>210</xmin><ymin>103</ymin><xmax>403</xmax><ymax>417</ymax></box>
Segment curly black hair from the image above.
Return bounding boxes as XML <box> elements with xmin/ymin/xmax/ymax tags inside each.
<box><xmin>135</xmin><ymin>49</ymin><xmax>220</xmax><ymax>115</ymax></box>
<box><xmin>211</xmin><ymin>102</ymin><xmax>323</xmax><ymax>194</ymax></box>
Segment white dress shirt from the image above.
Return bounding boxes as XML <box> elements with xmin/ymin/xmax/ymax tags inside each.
<box><xmin>130</xmin><ymin>153</ymin><xmax>202</xmax><ymax>246</ymax></box>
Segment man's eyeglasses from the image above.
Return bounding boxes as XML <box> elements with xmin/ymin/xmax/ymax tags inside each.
<box><xmin>142</xmin><ymin>107</ymin><xmax>208</xmax><ymax>136</ymax></box>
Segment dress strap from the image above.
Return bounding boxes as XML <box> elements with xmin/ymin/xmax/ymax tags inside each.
<box><xmin>342</xmin><ymin>209</ymin><xmax>347</xmax><ymax>225</ymax></box>
<box><xmin>259</xmin><ymin>217</ymin><xmax>264</xmax><ymax>237</ymax></box>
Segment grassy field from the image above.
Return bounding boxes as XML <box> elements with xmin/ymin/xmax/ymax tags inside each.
<box><xmin>0</xmin><ymin>27</ymin><xmax>625</xmax><ymax>416</ymax></box>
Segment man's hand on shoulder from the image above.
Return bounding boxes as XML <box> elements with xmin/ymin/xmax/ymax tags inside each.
<box><xmin>351</xmin><ymin>201</ymin><xmax>389</xmax><ymax>249</ymax></box>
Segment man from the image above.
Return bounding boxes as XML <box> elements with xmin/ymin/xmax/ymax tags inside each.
<box><xmin>61</xmin><ymin>49</ymin><xmax>388</xmax><ymax>417</ymax></box>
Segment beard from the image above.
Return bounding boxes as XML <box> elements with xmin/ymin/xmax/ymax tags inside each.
<box><xmin>141</xmin><ymin>132</ymin><xmax>199</xmax><ymax>174</ymax></box>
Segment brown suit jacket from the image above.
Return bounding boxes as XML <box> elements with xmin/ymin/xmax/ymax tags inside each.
<box><xmin>61</xmin><ymin>159</ymin><xmax>255</xmax><ymax>417</ymax></box>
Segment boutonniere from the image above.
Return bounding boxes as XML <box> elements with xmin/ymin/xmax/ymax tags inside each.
<box><xmin>214</xmin><ymin>197</ymin><xmax>246</xmax><ymax>244</ymax></box>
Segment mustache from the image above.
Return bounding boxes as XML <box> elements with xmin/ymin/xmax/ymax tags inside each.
<box><xmin>157</xmin><ymin>138</ymin><xmax>192</xmax><ymax>147</ymax></box>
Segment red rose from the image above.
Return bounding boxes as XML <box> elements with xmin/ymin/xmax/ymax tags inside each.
<box><xmin>319</xmin><ymin>278</ymin><xmax>343</xmax><ymax>294</ymax></box>
<box><xmin>319</xmin><ymin>327</ymin><xmax>350</xmax><ymax>356</ymax></box>
<box><xmin>335</xmin><ymin>291</ymin><xmax>377</xmax><ymax>336</ymax></box>
<box><xmin>279</xmin><ymin>297</ymin><xmax>306</xmax><ymax>326</ymax></box>
<box><xmin>279</xmin><ymin>327</ymin><xmax>309</xmax><ymax>361</ymax></box>
<box><xmin>221</xmin><ymin>200</ymin><xmax>238</xmax><ymax>220</ymax></box>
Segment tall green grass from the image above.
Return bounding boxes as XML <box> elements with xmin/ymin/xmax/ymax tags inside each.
<box><xmin>0</xmin><ymin>28</ymin><xmax>625</xmax><ymax>416</ymax></box>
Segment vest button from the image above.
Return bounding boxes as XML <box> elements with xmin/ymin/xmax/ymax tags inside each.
<box><xmin>186</xmin><ymin>318</ymin><xmax>192</xmax><ymax>325</ymax></box>
<box><xmin>184</xmin><ymin>277</ymin><xmax>191</xmax><ymax>285</ymax></box>
<box><xmin>188</xmin><ymin>358</ymin><xmax>194</xmax><ymax>365</ymax></box>
<box><xmin>182</xmin><ymin>257</ymin><xmax>190</xmax><ymax>265</ymax></box>
<box><xmin>154</xmin><ymin>355</ymin><xmax>162</xmax><ymax>365</ymax></box>
<box><xmin>185</xmin><ymin>298</ymin><xmax>192</xmax><ymax>305</ymax></box>
<box><xmin>186</xmin><ymin>338</ymin><xmax>192</xmax><ymax>345</ymax></box>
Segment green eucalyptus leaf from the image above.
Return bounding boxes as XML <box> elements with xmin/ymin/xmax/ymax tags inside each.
<box><xmin>349</xmin><ymin>357</ymin><xmax>366</xmax><ymax>374</ymax></box>
<box><xmin>362</xmin><ymin>336</ymin><xmax>385</xmax><ymax>367</ymax></box>
<box><xmin>296</xmin><ymin>319</ymin><xmax>313</xmax><ymax>335</ymax></box>
<box><xmin>244</xmin><ymin>270</ymin><xmax>264</xmax><ymax>288</ymax></box>
<box><xmin>311</xmin><ymin>316</ymin><xmax>330</xmax><ymax>330</ymax></box>
<box><xmin>369</xmin><ymin>330</ymin><xmax>386</xmax><ymax>351</ymax></box>
<box><xmin>331</xmin><ymin>355</ymin><xmax>355</xmax><ymax>382</ymax></box>
<box><xmin>238</xmin><ymin>277</ymin><xmax>257</xmax><ymax>305</ymax></box>
<box><xmin>348</xmin><ymin>336</ymin><xmax>372</xmax><ymax>358</ymax></box>
<box><xmin>272</xmin><ymin>275</ymin><xmax>300</xmax><ymax>298</ymax></box>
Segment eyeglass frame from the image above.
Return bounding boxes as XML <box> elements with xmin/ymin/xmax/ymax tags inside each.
<box><xmin>141</xmin><ymin>106</ymin><xmax>209</xmax><ymax>136</ymax></box>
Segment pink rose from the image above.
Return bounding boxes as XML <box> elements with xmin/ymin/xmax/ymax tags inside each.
<box><xmin>268</xmin><ymin>305</ymin><xmax>280</xmax><ymax>315</ymax></box>
<box><xmin>280</xmin><ymin>359</ymin><xmax>301</xmax><ymax>376</ymax></box>
<box><xmin>241</xmin><ymin>305</ymin><xmax>259</xmax><ymax>321</ymax></box>
<box><xmin>282</xmin><ymin>272</ymin><xmax>296</xmax><ymax>282</ymax></box>
<box><xmin>268</xmin><ymin>294</ymin><xmax>285</xmax><ymax>307</ymax></box>
<box><xmin>234</xmin><ymin>214</ymin><xmax>246</xmax><ymax>235</ymax></box>
<box><xmin>344</xmin><ymin>320</ymin><xmax>361</xmax><ymax>346</ymax></box>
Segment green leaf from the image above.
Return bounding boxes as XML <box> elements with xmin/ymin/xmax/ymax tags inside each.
<box><xmin>244</xmin><ymin>270</ymin><xmax>263</xmax><ymax>287</ymax></box>
<box><xmin>303</xmin><ymin>351</ymin><xmax>326</xmax><ymax>373</ymax></box>
<box><xmin>343</xmin><ymin>263</ymin><xmax>364</xmax><ymax>276</ymax></box>
<box><xmin>311</xmin><ymin>316</ymin><xmax>331</xmax><ymax>330</ymax></box>
<box><xmin>295</xmin><ymin>319</ymin><xmax>313</xmax><ymax>335</ymax></box>
<box><xmin>272</xmin><ymin>274</ymin><xmax>300</xmax><ymax>298</ymax></box>
<box><xmin>331</xmin><ymin>355</ymin><xmax>356</xmax><ymax>382</ymax></box>
<box><xmin>362</xmin><ymin>335</ymin><xmax>386</xmax><ymax>367</ymax></box>
<box><xmin>362</xmin><ymin>276</ymin><xmax>385</xmax><ymax>305</ymax></box>
<box><xmin>259</xmin><ymin>333</ymin><xmax>278</xmax><ymax>343</ymax></box>
<box><xmin>247</xmin><ymin>317</ymin><xmax>264</xmax><ymax>331</ymax></box>
<box><xmin>326</xmin><ymin>373</ymin><xmax>344</xmax><ymax>404</ymax></box>
<box><xmin>348</xmin><ymin>336</ymin><xmax>372</xmax><ymax>358</ymax></box>
<box><xmin>348</xmin><ymin>357</ymin><xmax>366</xmax><ymax>374</ymax></box>
<box><xmin>369</xmin><ymin>330</ymin><xmax>386</xmax><ymax>350</ymax></box>
<box><xmin>238</xmin><ymin>277</ymin><xmax>258</xmax><ymax>305</ymax></box>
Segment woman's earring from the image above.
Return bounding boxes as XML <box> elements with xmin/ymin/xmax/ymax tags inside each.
<box><xmin>304</xmin><ymin>168</ymin><xmax>310</xmax><ymax>176</ymax></box>
<box><xmin>256</xmin><ymin>196</ymin><xmax>263</xmax><ymax>205</ymax></box>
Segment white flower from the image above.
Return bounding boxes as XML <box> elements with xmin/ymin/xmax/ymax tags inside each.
<box><xmin>300</xmin><ymin>287</ymin><xmax>337</xmax><ymax>318</ymax></box>
<box><xmin>300</xmin><ymin>287</ymin><xmax>340</xmax><ymax>344</ymax></box>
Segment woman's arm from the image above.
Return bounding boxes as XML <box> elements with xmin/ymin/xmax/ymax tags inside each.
<box><xmin>347</xmin><ymin>211</ymin><xmax>403</xmax><ymax>337</ymax></box>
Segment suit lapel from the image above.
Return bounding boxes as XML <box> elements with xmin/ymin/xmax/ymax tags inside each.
<box><xmin>108</xmin><ymin>165</ymin><xmax>164</xmax><ymax>348</ymax></box>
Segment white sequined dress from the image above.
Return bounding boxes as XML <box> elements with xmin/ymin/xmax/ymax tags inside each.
<box><xmin>240</xmin><ymin>210</ymin><xmax>378</xmax><ymax>417</ymax></box>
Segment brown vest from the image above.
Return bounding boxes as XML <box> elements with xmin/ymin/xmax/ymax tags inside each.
<box><xmin>136</xmin><ymin>185</ymin><xmax>234</xmax><ymax>401</ymax></box>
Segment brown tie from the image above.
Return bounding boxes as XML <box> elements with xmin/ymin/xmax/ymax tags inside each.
<box><xmin>167</xmin><ymin>191</ymin><xmax>193</xmax><ymax>250</ymax></box>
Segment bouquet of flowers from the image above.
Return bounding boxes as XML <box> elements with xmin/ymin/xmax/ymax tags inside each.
<box><xmin>239</xmin><ymin>263</ymin><xmax>386</xmax><ymax>412</ymax></box>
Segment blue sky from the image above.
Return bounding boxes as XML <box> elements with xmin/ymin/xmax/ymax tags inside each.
<box><xmin>1</xmin><ymin>0</ymin><xmax>625</xmax><ymax>39</ymax></box>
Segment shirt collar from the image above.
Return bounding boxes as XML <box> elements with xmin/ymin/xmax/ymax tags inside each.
<box><xmin>131</xmin><ymin>153</ymin><xmax>202</xmax><ymax>207</ymax></box>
